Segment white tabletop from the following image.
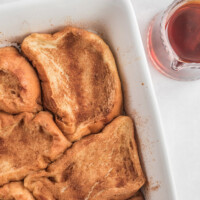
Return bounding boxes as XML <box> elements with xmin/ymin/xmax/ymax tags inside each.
<box><xmin>131</xmin><ymin>0</ymin><xmax>200</xmax><ymax>200</ymax></box>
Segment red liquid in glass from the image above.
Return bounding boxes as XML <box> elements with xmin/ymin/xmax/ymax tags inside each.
<box><xmin>167</xmin><ymin>3</ymin><xmax>200</xmax><ymax>63</ymax></box>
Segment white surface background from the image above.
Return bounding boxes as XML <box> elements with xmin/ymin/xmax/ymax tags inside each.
<box><xmin>131</xmin><ymin>0</ymin><xmax>200</xmax><ymax>200</ymax></box>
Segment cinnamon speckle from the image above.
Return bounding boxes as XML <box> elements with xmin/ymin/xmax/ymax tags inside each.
<box><xmin>151</xmin><ymin>184</ymin><xmax>160</xmax><ymax>191</ymax></box>
<box><xmin>144</xmin><ymin>178</ymin><xmax>161</xmax><ymax>193</ymax></box>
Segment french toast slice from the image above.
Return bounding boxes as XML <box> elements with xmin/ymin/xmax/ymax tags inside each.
<box><xmin>21</xmin><ymin>26</ymin><xmax>122</xmax><ymax>142</ymax></box>
<box><xmin>24</xmin><ymin>116</ymin><xmax>145</xmax><ymax>200</ymax></box>
<box><xmin>0</xmin><ymin>111</ymin><xmax>71</xmax><ymax>186</ymax></box>
<box><xmin>0</xmin><ymin>47</ymin><xmax>42</xmax><ymax>114</ymax></box>
<box><xmin>0</xmin><ymin>182</ymin><xmax>35</xmax><ymax>200</ymax></box>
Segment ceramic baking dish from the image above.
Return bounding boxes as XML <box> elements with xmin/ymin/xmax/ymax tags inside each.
<box><xmin>0</xmin><ymin>0</ymin><xmax>177</xmax><ymax>199</ymax></box>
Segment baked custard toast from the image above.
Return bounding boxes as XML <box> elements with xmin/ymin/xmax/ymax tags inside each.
<box><xmin>22</xmin><ymin>26</ymin><xmax>122</xmax><ymax>142</ymax></box>
<box><xmin>0</xmin><ymin>47</ymin><xmax>42</xmax><ymax>114</ymax></box>
<box><xmin>0</xmin><ymin>111</ymin><xmax>71</xmax><ymax>186</ymax></box>
<box><xmin>24</xmin><ymin>116</ymin><xmax>145</xmax><ymax>200</ymax></box>
<box><xmin>0</xmin><ymin>26</ymin><xmax>146</xmax><ymax>200</ymax></box>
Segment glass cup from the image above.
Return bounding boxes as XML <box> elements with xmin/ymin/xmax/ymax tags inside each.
<box><xmin>147</xmin><ymin>0</ymin><xmax>200</xmax><ymax>81</ymax></box>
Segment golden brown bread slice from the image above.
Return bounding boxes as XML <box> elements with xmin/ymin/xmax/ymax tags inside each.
<box><xmin>21</xmin><ymin>26</ymin><xmax>122</xmax><ymax>142</ymax></box>
<box><xmin>0</xmin><ymin>182</ymin><xmax>35</xmax><ymax>200</ymax></box>
<box><xmin>0</xmin><ymin>47</ymin><xmax>42</xmax><ymax>114</ymax></box>
<box><xmin>127</xmin><ymin>191</ymin><xmax>144</xmax><ymax>200</ymax></box>
<box><xmin>0</xmin><ymin>111</ymin><xmax>71</xmax><ymax>186</ymax></box>
<box><xmin>24</xmin><ymin>116</ymin><xmax>145</xmax><ymax>200</ymax></box>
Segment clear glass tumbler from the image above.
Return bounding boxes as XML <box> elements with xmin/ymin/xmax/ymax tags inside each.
<box><xmin>148</xmin><ymin>0</ymin><xmax>200</xmax><ymax>81</ymax></box>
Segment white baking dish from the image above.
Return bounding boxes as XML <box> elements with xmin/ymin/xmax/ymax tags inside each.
<box><xmin>0</xmin><ymin>0</ymin><xmax>177</xmax><ymax>199</ymax></box>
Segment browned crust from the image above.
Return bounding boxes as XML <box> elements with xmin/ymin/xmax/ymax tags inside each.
<box><xmin>0</xmin><ymin>111</ymin><xmax>71</xmax><ymax>186</ymax></box>
<box><xmin>24</xmin><ymin>116</ymin><xmax>145</xmax><ymax>200</ymax></box>
<box><xmin>0</xmin><ymin>182</ymin><xmax>35</xmax><ymax>200</ymax></box>
<box><xmin>0</xmin><ymin>47</ymin><xmax>42</xmax><ymax>114</ymax></box>
<box><xmin>21</xmin><ymin>26</ymin><xmax>122</xmax><ymax>142</ymax></box>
